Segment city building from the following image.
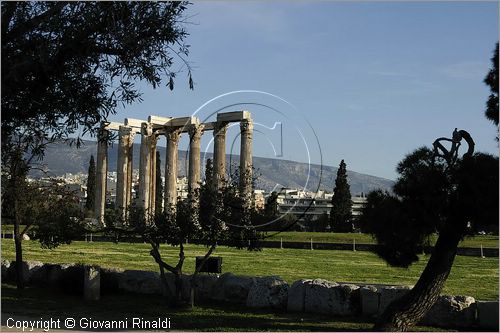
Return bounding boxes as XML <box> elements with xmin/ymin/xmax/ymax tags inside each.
<box><xmin>272</xmin><ymin>188</ymin><xmax>367</xmax><ymax>221</ymax></box>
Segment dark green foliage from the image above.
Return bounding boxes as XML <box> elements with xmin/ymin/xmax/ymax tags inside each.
<box><xmin>330</xmin><ymin>160</ymin><xmax>353</xmax><ymax>232</ymax></box>
<box><xmin>360</xmin><ymin>148</ymin><xmax>499</xmax><ymax>268</ymax></box>
<box><xmin>10</xmin><ymin>179</ymin><xmax>87</xmax><ymax>249</ymax></box>
<box><xmin>2</xmin><ymin>2</ymin><xmax>193</xmax><ymax>153</ymax></box>
<box><xmin>360</xmin><ymin>190</ymin><xmax>422</xmax><ymax>267</ymax></box>
<box><xmin>311</xmin><ymin>213</ymin><xmax>330</xmax><ymax>232</ymax></box>
<box><xmin>264</xmin><ymin>191</ymin><xmax>279</xmax><ymax>219</ymax></box>
<box><xmin>155</xmin><ymin>151</ymin><xmax>163</xmax><ymax>214</ymax></box>
<box><xmin>222</xmin><ymin>167</ymin><xmax>263</xmax><ymax>251</ymax></box>
<box><xmin>85</xmin><ymin>155</ymin><xmax>96</xmax><ymax>213</ymax></box>
<box><xmin>484</xmin><ymin>43</ymin><xmax>499</xmax><ymax>127</ymax></box>
<box><xmin>451</xmin><ymin>152</ymin><xmax>499</xmax><ymax>234</ymax></box>
<box><xmin>198</xmin><ymin>159</ymin><xmax>228</xmax><ymax>244</ymax></box>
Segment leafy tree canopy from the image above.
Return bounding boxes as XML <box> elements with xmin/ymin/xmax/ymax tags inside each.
<box><xmin>2</xmin><ymin>1</ymin><xmax>193</xmax><ymax>156</ymax></box>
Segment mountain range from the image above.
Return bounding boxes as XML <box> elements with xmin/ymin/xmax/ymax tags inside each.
<box><xmin>32</xmin><ymin>140</ymin><xmax>395</xmax><ymax>195</ymax></box>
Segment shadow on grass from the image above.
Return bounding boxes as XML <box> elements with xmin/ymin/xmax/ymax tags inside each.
<box><xmin>2</xmin><ymin>283</ymin><xmax>371</xmax><ymax>331</ymax></box>
<box><xmin>3</xmin><ymin>284</ymin><xmax>451</xmax><ymax>331</ymax></box>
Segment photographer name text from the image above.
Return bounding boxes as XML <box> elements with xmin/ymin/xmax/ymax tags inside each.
<box><xmin>6</xmin><ymin>317</ymin><xmax>171</xmax><ymax>331</ymax></box>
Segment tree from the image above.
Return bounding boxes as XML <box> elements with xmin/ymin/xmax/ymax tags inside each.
<box><xmin>1</xmin><ymin>176</ymin><xmax>85</xmax><ymax>288</ymax></box>
<box><xmin>330</xmin><ymin>159</ymin><xmax>353</xmax><ymax>232</ymax></box>
<box><xmin>360</xmin><ymin>132</ymin><xmax>498</xmax><ymax>331</ymax></box>
<box><xmin>1</xmin><ymin>1</ymin><xmax>193</xmax><ymax>290</ymax></box>
<box><xmin>264</xmin><ymin>191</ymin><xmax>279</xmax><ymax>219</ymax></box>
<box><xmin>155</xmin><ymin>151</ymin><xmax>163</xmax><ymax>214</ymax></box>
<box><xmin>85</xmin><ymin>155</ymin><xmax>96</xmax><ymax>214</ymax></box>
<box><xmin>144</xmin><ymin>159</ymin><xmax>231</xmax><ymax>307</ymax></box>
<box><xmin>484</xmin><ymin>43</ymin><xmax>499</xmax><ymax>129</ymax></box>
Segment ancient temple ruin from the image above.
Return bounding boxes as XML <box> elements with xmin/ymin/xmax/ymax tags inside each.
<box><xmin>94</xmin><ymin>111</ymin><xmax>253</xmax><ymax>224</ymax></box>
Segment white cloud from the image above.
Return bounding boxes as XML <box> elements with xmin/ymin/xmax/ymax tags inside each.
<box><xmin>440</xmin><ymin>61</ymin><xmax>488</xmax><ymax>80</ymax></box>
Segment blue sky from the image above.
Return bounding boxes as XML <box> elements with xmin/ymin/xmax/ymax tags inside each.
<box><xmin>112</xmin><ymin>1</ymin><xmax>499</xmax><ymax>180</ymax></box>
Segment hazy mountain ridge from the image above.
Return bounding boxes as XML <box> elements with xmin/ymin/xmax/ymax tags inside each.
<box><xmin>32</xmin><ymin>140</ymin><xmax>394</xmax><ymax>194</ymax></box>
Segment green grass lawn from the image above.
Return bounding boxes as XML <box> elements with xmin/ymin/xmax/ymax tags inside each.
<box><xmin>2</xmin><ymin>225</ymin><xmax>498</xmax><ymax>248</ymax></box>
<box><xmin>2</xmin><ymin>283</ymin><xmax>449</xmax><ymax>332</ymax></box>
<box><xmin>2</xmin><ymin>239</ymin><xmax>498</xmax><ymax>301</ymax></box>
<box><xmin>264</xmin><ymin>231</ymin><xmax>499</xmax><ymax>248</ymax></box>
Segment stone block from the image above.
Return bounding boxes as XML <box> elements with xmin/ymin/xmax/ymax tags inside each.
<box><xmin>7</xmin><ymin>260</ymin><xmax>44</xmax><ymax>284</ymax></box>
<box><xmin>477</xmin><ymin>300</ymin><xmax>499</xmax><ymax>331</ymax></box>
<box><xmin>59</xmin><ymin>264</ymin><xmax>84</xmax><ymax>295</ymax></box>
<box><xmin>84</xmin><ymin>266</ymin><xmax>100</xmax><ymax>301</ymax></box>
<box><xmin>118</xmin><ymin>270</ymin><xmax>161</xmax><ymax>295</ymax></box>
<box><xmin>287</xmin><ymin>279</ymin><xmax>312</xmax><ymax>312</ymax></box>
<box><xmin>192</xmin><ymin>273</ymin><xmax>219</xmax><ymax>302</ymax></box>
<box><xmin>304</xmin><ymin>279</ymin><xmax>338</xmax><ymax>314</ymax></box>
<box><xmin>224</xmin><ymin>273</ymin><xmax>255</xmax><ymax>303</ymax></box>
<box><xmin>304</xmin><ymin>279</ymin><xmax>360</xmax><ymax>316</ymax></box>
<box><xmin>29</xmin><ymin>263</ymin><xmax>50</xmax><ymax>286</ymax></box>
<box><xmin>246</xmin><ymin>276</ymin><xmax>289</xmax><ymax>309</ymax></box>
<box><xmin>100</xmin><ymin>267</ymin><xmax>125</xmax><ymax>294</ymax></box>
<box><xmin>1</xmin><ymin>259</ymin><xmax>10</xmax><ymax>282</ymax></box>
<box><xmin>45</xmin><ymin>264</ymin><xmax>65</xmax><ymax>287</ymax></box>
<box><xmin>217</xmin><ymin>111</ymin><xmax>251</xmax><ymax>122</ymax></box>
<box><xmin>421</xmin><ymin>295</ymin><xmax>476</xmax><ymax>329</ymax></box>
<box><xmin>360</xmin><ymin>286</ymin><xmax>379</xmax><ymax>317</ymax></box>
<box><xmin>333</xmin><ymin>283</ymin><xmax>361</xmax><ymax>316</ymax></box>
<box><xmin>211</xmin><ymin>273</ymin><xmax>255</xmax><ymax>304</ymax></box>
<box><xmin>378</xmin><ymin>286</ymin><xmax>410</xmax><ymax>314</ymax></box>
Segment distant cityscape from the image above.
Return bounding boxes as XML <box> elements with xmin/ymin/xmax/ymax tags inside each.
<box><xmin>29</xmin><ymin>171</ymin><xmax>367</xmax><ymax>221</ymax></box>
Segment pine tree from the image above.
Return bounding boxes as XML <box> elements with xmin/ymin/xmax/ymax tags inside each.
<box><xmin>85</xmin><ymin>155</ymin><xmax>96</xmax><ymax>213</ymax></box>
<box><xmin>155</xmin><ymin>151</ymin><xmax>163</xmax><ymax>214</ymax></box>
<box><xmin>330</xmin><ymin>159</ymin><xmax>353</xmax><ymax>232</ymax></box>
<box><xmin>205</xmin><ymin>158</ymin><xmax>214</xmax><ymax>189</ymax></box>
<box><xmin>484</xmin><ymin>43</ymin><xmax>499</xmax><ymax>128</ymax></box>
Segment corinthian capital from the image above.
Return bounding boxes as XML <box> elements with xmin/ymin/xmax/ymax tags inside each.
<box><xmin>188</xmin><ymin>124</ymin><xmax>204</xmax><ymax>142</ymax></box>
<box><xmin>240</xmin><ymin>118</ymin><xmax>254</xmax><ymax>132</ymax></box>
<box><xmin>166</xmin><ymin>127</ymin><xmax>182</xmax><ymax>143</ymax></box>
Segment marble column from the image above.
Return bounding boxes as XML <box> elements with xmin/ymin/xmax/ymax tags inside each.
<box><xmin>95</xmin><ymin>128</ymin><xmax>109</xmax><ymax>226</ymax></box>
<box><xmin>126</xmin><ymin>132</ymin><xmax>135</xmax><ymax>209</ymax></box>
<box><xmin>138</xmin><ymin>123</ymin><xmax>153</xmax><ymax>217</ymax></box>
<box><xmin>188</xmin><ymin>124</ymin><xmax>204</xmax><ymax>224</ymax></box>
<box><xmin>164</xmin><ymin>128</ymin><xmax>181</xmax><ymax>212</ymax></box>
<box><xmin>188</xmin><ymin>124</ymin><xmax>204</xmax><ymax>195</ymax></box>
<box><xmin>149</xmin><ymin>135</ymin><xmax>158</xmax><ymax>215</ymax></box>
<box><xmin>116</xmin><ymin>126</ymin><xmax>132</xmax><ymax>221</ymax></box>
<box><xmin>213</xmin><ymin>122</ymin><xmax>227</xmax><ymax>189</ymax></box>
<box><xmin>239</xmin><ymin>118</ymin><xmax>253</xmax><ymax>207</ymax></box>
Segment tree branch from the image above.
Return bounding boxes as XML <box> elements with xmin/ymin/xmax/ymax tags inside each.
<box><xmin>6</xmin><ymin>3</ymin><xmax>66</xmax><ymax>40</ymax></box>
<box><xmin>149</xmin><ymin>245</ymin><xmax>176</xmax><ymax>274</ymax></box>
<box><xmin>193</xmin><ymin>243</ymin><xmax>217</xmax><ymax>276</ymax></box>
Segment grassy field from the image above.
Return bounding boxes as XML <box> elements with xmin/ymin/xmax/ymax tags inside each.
<box><xmin>2</xmin><ymin>284</ymin><xmax>449</xmax><ymax>332</ymax></box>
<box><xmin>2</xmin><ymin>225</ymin><xmax>498</xmax><ymax>248</ymax></box>
<box><xmin>263</xmin><ymin>231</ymin><xmax>499</xmax><ymax>248</ymax></box>
<box><xmin>2</xmin><ymin>239</ymin><xmax>498</xmax><ymax>300</ymax></box>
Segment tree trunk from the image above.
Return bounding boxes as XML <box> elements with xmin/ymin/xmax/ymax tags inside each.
<box><xmin>174</xmin><ymin>270</ymin><xmax>183</xmax><ymax>305</ymax></box>
<box><xmin>158</xmin><ymin>265</ymin><xmax>175</xmax><ymax>304</ymax></box>
<box><xmin>373</xmin><ymin>229</ymin><xmax>462</xmax><ymax>331</ymax></box>
<box><xmin>14</xmin><ymin>206</ymin><xmax>24</xmax><ymax>290</ymax></box>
